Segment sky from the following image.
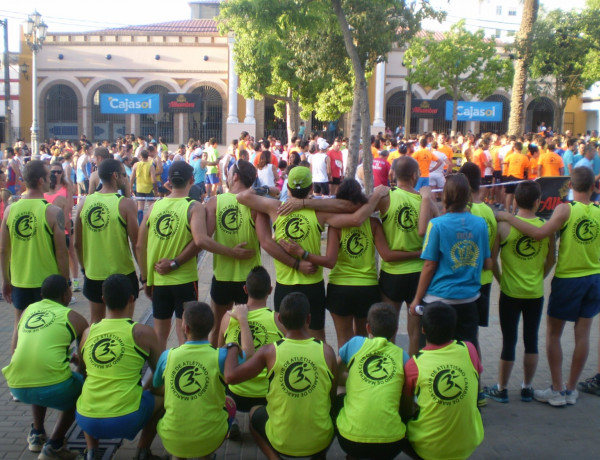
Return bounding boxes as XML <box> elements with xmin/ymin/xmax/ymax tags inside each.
<box><xmin>0</xmin><ymin>0</ymin><xmax>590</xmax><ymax>53</ymax></box>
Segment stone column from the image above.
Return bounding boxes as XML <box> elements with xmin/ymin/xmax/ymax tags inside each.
<box><xmin>244</xmin><ymin>98</ymin><xmax>256</xmax><ymax>124</ymax></box>
<box><xmin>227</xmin><ymin>38</ymin><xmax>239</xmax><ymax>124</ymax></box>
<box><xmin>372</xmin><ymin>61</ymin><xmax>386</xmax><ymax>129</ymax></box>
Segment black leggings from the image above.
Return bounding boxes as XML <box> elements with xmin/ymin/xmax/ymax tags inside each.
<box><xmin>499</xmin><ymin>293</ymin><xmax>544</xmax><ymax>361</ymax></box>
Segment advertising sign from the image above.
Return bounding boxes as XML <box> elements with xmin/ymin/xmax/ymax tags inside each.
<box><xmin>411</xmin><ymin>99</ymin><xmax>444</xmax><ymax>118</ymax></box>
<box><xmin>445</xmin><ymin>101</ymin><xmax>503</xmax><ymax>122</ymax></box>
<box><xmin>163</xmin><ymin>93</ymin><xmax>202</xmax><ymax>112</ymax></box>
<box><xmin>47</xmin><ymin>123</ymin><xmax>78</xmax><ymax>139</ymax></box>
<box><xmin>100</xmin><ymin>94</ymin><xmax>160</xmax><ymax>114</ymax></box>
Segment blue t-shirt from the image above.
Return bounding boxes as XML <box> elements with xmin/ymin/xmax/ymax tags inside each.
<box><xmin>161</xmin><ymin>160</ymin><xmax>172</xmax><ymax>184</ymax></box>
<box><xmin>153</xmin><ymin>340</ymin><xmax>245</xmax><ymax>388</ymax></box>
<box><xmin>563</xmin><ymin>149</ymin><xmax>574</xmax><ymax>175</ymax></box>
<box><xmin>192</xmin><ymin>158</ymin><xmax>207</xmax><ymax>185</ymax></box>
<box><xmin>421</xmin><ymin>212</ymin><xmax>490</xmax><ymax>300</ymax></box>
<box><xmin>339</xmin><ymin>336</ymin><xmax>409</xmax><ymax>366</ymax></box>
<box><xmin>575</xmin><ymin>157</ymin><xmax>594</xmax><ymax>171</ymax></box>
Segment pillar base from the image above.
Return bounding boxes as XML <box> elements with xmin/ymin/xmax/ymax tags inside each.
<box><xmin>226</xmin><ymin>122</ymin><xmax>257</xmax><ymax>146</ymax></box>
<box><xmin>371</xmin><ymin>123</ymin><xmax>386</xmax><ymax>136</ymax></box>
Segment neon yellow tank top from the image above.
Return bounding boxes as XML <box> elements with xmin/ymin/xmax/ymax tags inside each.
<box><xmin>469</xmin><ymin>202</ymin><xmax>497</xmax><ymax>285</ymax></box>
<box><xmin>80</xmin><ymin>193</ymin><xmax>135</xmax><ymax>280</ymax></box>
<box><xmin>407</xmin><ymin>341</ymin><xmax>484</xmax><ymax>460</ymax></box>
<box><xmin>265</xmin><ymin>338</ymin><xmax>334</xmax><ymax>457</ymax></box>
<box><xmin>6</xmin><ymin>199</ymin><xmax>59</xmax><ymax>288</ymax></box>
<box><xmin>328</xmin><ymin>219</ymin><xmax>378</xmax><ymax>286</ymax></box>
<box><xmin>380</xmin><ymin>188</ymin><xmax>424</xmax><ymax>274</ymax></box>
<box><xmin>157</xmin><ymin>343</ymin><xmax>228</xmax><ymax>458</ymax></box>
<box><xmin>213</xmin><ymin>193</ymin><xmax>261</xmax><ymax>282</ymax></box>
<box><xmin>136</xmin><ymin>161</ymin><xmax>153</xmax><ymax>194</ymax></box>
<box><xmin>2</xmin><ymin>299</ymin><xmax>75</xmax><ymax>388</ymax></box>
<box><xmin>146</xmin><ymin>198</ymin><xmax>197</xmax><ymax>286</ymax></box>
<box><xmin>224</xmin><ymin>308</ymin><xmax>283</xmax><ymax>397</ymax></box>
<box><xmin>500</xmin><ymin>216</ymin><xmax>548</xmax><ymax>298</ymax></box>
<box><xmin>273</xmin><ymin>209</ymin><xmax>323</xmax><ymax>285</ymax></box>
<box><xmin>336</xmin><ymin>337</ymin><xmax>406</xmax><ymax>443</ymax></box>
<box><xmin>77</xmin><ymin>318</ymin><xmax>148</xmax><ymax>418</ymax></box>
<box><xmin>556</xmin><ymin>202</ymin><xmax>600</xmax><ymax>278</ymax></box>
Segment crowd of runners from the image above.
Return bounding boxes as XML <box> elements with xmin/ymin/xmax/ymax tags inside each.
<box><xmin>1</xmin><ymin>125</ymin><xmax>600</xmax><ymax>460</ymax></box>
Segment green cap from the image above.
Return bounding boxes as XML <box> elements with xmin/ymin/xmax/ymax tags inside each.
<box><xmin>288</xmin><ymin>166</ymin><xmax>312</xmax><ymax>189</ymax></box>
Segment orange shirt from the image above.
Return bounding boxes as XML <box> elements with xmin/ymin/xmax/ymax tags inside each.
<box><xmin>505</xmin><ymin>153</ymin><xmax>530</xmax><ymax>180</ymax></box>
<box><xmin>539</xmin><ymin>152</ymin><xmax>564</xmax><ymax>177</ymax></box>
<box><xmin>473</xmin><ymin>149</ymin><xmax>487</xmax><ymax>178</ymax></box>
<box><xmin>490</xmin><ymin>146</ymin><xmax>501</xmax><ymax>171</ymax></box>
<box><xmin>412</xmin><ymin>148</ymin><xmax>438</xmax><ymax>178</ymax></box>
<box><xmin>253</xmin><ymin>151</ymin><xmax>278</xmax><ymax>167</ymax></box>
<box><xmin>387</xmin><ymin>149</ymin><xmax>401</xmax><ymax>165</ymax></box>
<box><xmin>371</xmin><ymin>146</ymin><xmax>380</xmax><ymax>159</ymax></box>
<box><xmin>528</xmin><ymin>156</ymin><xmax>539</xmax><ymax>180</ymax></box>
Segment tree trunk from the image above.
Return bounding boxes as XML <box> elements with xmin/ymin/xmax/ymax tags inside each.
<box><xmin>346</xmin><ymin>85</ymin><xmax>361</xmax><ymax>178</ymax></box>
<box><xmin>508</xmin><ymin>0</ymin><xmax>539</xmax><ymax>136</ymax></box>
<box><xmin>404</xmin><ymin>76</ymin><xmax>412</xmax><ymax>138</ymax></box>
<box><xmin>452</xmin><ymin>95</ymin><xmax>459</xmax><ymax>136</ymax></box>
<box><xmin>286</xmin><ymin>88</ymin><xmax>300</xmax><ymax>145</ymax></box>
<box><xmin>331</xmin><ymin>0</ymin><xmax>373</xmax><ymax>193</ymax></box>
<box><xmin>556</xmin><ymin>100</ymin><xmax>566</xmax><ymax>134</ymax></box>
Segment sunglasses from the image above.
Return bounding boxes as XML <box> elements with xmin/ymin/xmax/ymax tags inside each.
<box><xmin>50</xmin><ymin>170</ymin><xmax>63</xmax><ymax>175</ymax></box>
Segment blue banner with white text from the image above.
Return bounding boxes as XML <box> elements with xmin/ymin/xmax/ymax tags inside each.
<box><xmin>445</xmin><ymin>101</ymin><xmax>503</xmax><ymax>122</ymax></box>
<box><xmin>100</xmin><ymin>94</ymin><xmax>160</xmax><ymax>114</ymax></box>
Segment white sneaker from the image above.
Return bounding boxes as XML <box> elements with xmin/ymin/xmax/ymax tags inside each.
<box><xmin>565</xmin><ymin>388</ymin><xmax>579</xmax><ymax>405</ymax></box>
<box><xmin>534</xmin><ymin>386</ymin><xmax>566</xmax><ymax>407</ymax></box>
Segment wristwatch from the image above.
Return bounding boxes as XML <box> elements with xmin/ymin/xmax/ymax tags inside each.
<box><xmin>225</xmin><ymin>342</ymin><xmax>240</xmax><ymax>351</ymax></box>
<box><xmin>169</xmin><ymin>259</ymin><xmax>180</xmax><ymax>270</ymax></box>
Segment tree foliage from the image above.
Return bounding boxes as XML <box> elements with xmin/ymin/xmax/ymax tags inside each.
<box><xmin>528</xmin><ymin>9</ymin><xmax>600</xmax><ymax>132</ymax></box>
<box><xmin>404</xmin><ymin>20</ymin><xmax>512</xmax><ymax>134</ymax></box>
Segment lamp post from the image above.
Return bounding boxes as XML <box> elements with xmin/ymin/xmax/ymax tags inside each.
<box><xmin>1</xmin><ymin>19</ymin><xmax>11</xmax><ymax>149</ymax></box>
<box><xmin>24</xmin><ymin>11</ymin><xmax>47</xmax><ymax>159</ymax></box>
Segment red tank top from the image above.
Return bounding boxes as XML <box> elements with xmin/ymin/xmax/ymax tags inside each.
<box><xmin>44</xmin><ymin>186</ymin><xmax>69</xmax><ymax>235</ymax></box>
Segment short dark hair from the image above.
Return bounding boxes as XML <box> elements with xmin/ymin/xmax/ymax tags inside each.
<box><xmin>182</xmin><ymin>302</ymin><xmax>213</xmax><ymax>339</ymax></box>
<box><xmin>419</xmin><ymin>137</ymin><xmax>428</xmax><ymax>148</ymax></box>
<box><xmin>459</xmin><ymin>162</ymin><xmax>481</xmax><ymax>193</ymax></box>
<box><xmin>279</xmin><ymin>292</ymin><xmax>310</xmax><ymax>330</ymax></box>
<box><xmin>94</xmin><ymin>147</ymin><xmax>111</xmax><ymax>160</ymax></box>
<box><xmin>23</xmin><ymin>160</ymin><xmax>48</xmax><ymax>189</ymax></box>
<box><xmin>336</xmin><ymin>178</ymin><xmax>368</xmax><ymax>204</ymax></box>
<box><xmin>234</xmin><ymin>159</ymin><xmax>257</xmax><ymax>188</ymax></box>
<box><xmin>140</xmin><ymin>150</ymin><xmax>149</xmax><ymax>159</ymax></box>
<box><xmin>514</xmin><ymin>141</ymin><xmax>523</xmax><ymax>152</ymax></box>
<box><xmin>393</xmin><ymin>156</ymin><xmax>419</xmax><ymax>181</ymax></box>
<box><xmin>41</xmin><ymin>275</ymin><xmax>69</xmax><ymax>301</ymax></box>
<box><xmin>367</xmin><ymin>303</ymin><xmax>398</xmax><ymax>339</ymax></box>
<box><xmin>514</xmin><ymin>180</ymin><xmax>541</xmax><ymax>210</ymax></box>
<box><xmin>245</xmin><ymin>266</ymin><xmax>271</xmax><ymax>300</ymax></box>
<box><xmin>422</xmin><ymin>302</ymin><xmax>456</xmax><ymax>345</ymax></box>
<box><xmin>98</xmin><ymin>159</ymin><xmax>124</xmax><ymax>182</ymax></box>
<box><xmin>4</xmin><ymin>147</ymin><xmax>14</xmax><ymax>156</ymax></box>
<box><xmin>102</xmin><ymin>274</ymin><xmax>133</xmax><ymax>311</ymax></box>
<box><xmin>443</xmin><ymin>173</ymin><xmax>471</xmax><ymax>212</ymax></box>
<box><xmin>571</xmin><ymin>166</ymin><xmax>595</xmax><ymax>192</ymax></box>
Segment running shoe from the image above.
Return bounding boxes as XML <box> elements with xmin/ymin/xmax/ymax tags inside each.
<box><xmin>565</xmin><ymin>388</ymin><xmax>579</xmax><ymax>405</ymax></box>
<box><xmin>228</xmin><ymin>422</ymin><xmax>242</xmax><ymax>441</ymax></box>
<box><xmin>72</xmin><ymin>279</ymin><xmax>81</xmax><ymax>292</ymax></box>
<box><xmin>483</xmin><ymin>384</ymin><xmax>509</xmax><ymax>403</ymax></box>
<box><xmin>520</xmin><ymin>387</ymin><xmax>534</xmax><ymax>402</ymax></box>
<box><xmin>477</xmin><ymin>391</ymin><xmax>488</xmax><ymax>407</ymax></box>
<box><xmin>577</xmin><ymin>374</ymin><xmax>600</xmax><ymax>396</ymax></box>
<box><xmin>38</xmin><ymin>442</ymin><xmax>79</xmax><ymax>460</ymax></box>
<box><xmin>534</xmin><ymin>386</ymin><xmax>566</xmax><ymax>407</ymax></box>
<box><xmin>27</xmin><ymin>427</ymin><xmax>47</xmax><ymax>452</ymax></box>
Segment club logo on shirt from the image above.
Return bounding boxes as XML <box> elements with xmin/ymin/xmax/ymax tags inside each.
<box><xmin>573</xmin><ymin>217</ymin><xmax>598</xmax><ymax>244</ymax></box>
<box><xmin>429</xmin><ymin>364</ymin><xmax>469</xmax><ymax>406</ymax></box>
<box><xmin>450</xmin><ymin>239</ymin><xmax>480</xmax><ymax>270</ymax></box>
<box><xmin>13</xmin><ymin>212</ymin><xmax>37</xmax><ymax>240</ymax></box>
<box><xmin>219</xmin><ymin>205</ymin><xmax>242</xmax><ymax>234</ymax></box>
<box><xmin>359</xmin><ymin>353</ymin><xmax>396</xmax><ymax>385</ymax></box>
<box><xmin>513</xmin><ymin>235</ymin><xmax>541</xmax><ymax>259</ymax></box>
<box><xmin>283</xmin><ymin>214</ymin><xmax>311</xmax><ymax>243</ymax></box>
<box><xmin>85</xmin><ymin>203</ymin><xmax>110</xmax><ymax>232</ymax></box>
<box><xmin>23</xmin><ymin>310</ymin><xmax>56</xmax><ymax>332</ymax></box>
<box><xmin>343</xmin><ymin>229</ymin><xmax>369</xmax><ymax>259</ymax></box>
<box><xmin>280</xmin><ymin>357</ymin><xmax>318</xmax><ymax>397</ymax></box>
<box><xmin>153</xmin><ymin>211</ymin><xmax>180</xmax><ymax>240</ymax></box>
<box><xmin>172</xmin><ymin>362</ymin><xmax>209</xmax><ymax>400</ymax></box>
<box><xmin>235</xmin><ymin>321</ymin><xmax>269</xmax><ymax>349</ymax></box>
<box><xmin>395</xmin><ymin>205</ymin><xmax>417</xmax><ymax>232</ymax></box>
<box><xmin>89</xmin><ymin>334</ymin><xmax>125</xmax><ymax>368</ymax></box>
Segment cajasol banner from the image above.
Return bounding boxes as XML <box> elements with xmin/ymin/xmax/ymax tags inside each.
<box><xmin>445</xmin><ymin>101</ymin><xmax>503</xmax><ymax>122</ymax></box>
<box><xmin>100</xmin><ymin>94</ymin><xmax>160</xmax><ymax>114</ymax></box>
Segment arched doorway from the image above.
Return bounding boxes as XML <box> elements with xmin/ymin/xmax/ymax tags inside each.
<box><xmin>91</xmin><ymin>84</ymin><xmax>126</xmax><ymax>142</ymax></box>
<box><xmin>140</xmin><ymin>85</ymin><xmax>174</xmax><ymax>143</ymax></box>
<box><xmin>433</xmin><ymin>93</ymin><xmax>466</xmax><ymax>135</ymax></box>
<box><xmin>311</xmin><ymin>112</ymin><xmax>342</xmax><ymax>143</ymax></box>
<box><xmin>264</xmin><ymin>98</ymin><xmax>287</xmax><ymax>143</ymax></box>
<box><xmin>480</xmin><ymin>94</ymin><xmax>510</xmax><ymax>134</ymax></box>
<box><xmin>526</xmin><ymin>97</ymin><xmax>555</xmax><ymax>133</ymax></box>
<box><xmin>44</xmin><ymin>84</ymin><xmax>78</xmax><ymax>140</ymax></box>
<box><xmin>188</xmin><ymin>86</ymin><xmax>223</xmax><ymax>144</ymax></box>
<box><xmin>385</xmin><ymin>90</ymin><xmax>418</xmax><ymax>135</ymax></box>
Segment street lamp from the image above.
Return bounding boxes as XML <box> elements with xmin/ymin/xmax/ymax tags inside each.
<box><xmin>23</xmin><ymin>10</ymin><xmax>47</xmax><ymax>159</ymax></box>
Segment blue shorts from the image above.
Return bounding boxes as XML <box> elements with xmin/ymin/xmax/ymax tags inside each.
<box><xmin>548</xmin><ymin>274</ymin><xmax>600</xmax><ymax>322</ymax></box>
<box><xmin>7</xmin><ymin>185</ymin><xmax>16</xmax><ymax>194</ymax></box>
<box><xmin>415</xmin><ymin>177</ymin><xmax>430</xmax><ymax>190</ymax></box>
<box><xmin>10</xmin><ymin>373</ymin><xmax>83</xmax><ymax>411</ymax></box>
<box><xmin>206</xmin><ymin>173</ymin><xmax>219</xmax><ymax>185</ymax></box>
<box><xmin>76</xmin><ymin>390</ymin><xmax>155</xmax><ymax>440</ymax></box>
<box><xmin>12</xmin><ymin>286</ymin><xmax>42</xmax><ymax>311</ymax></box>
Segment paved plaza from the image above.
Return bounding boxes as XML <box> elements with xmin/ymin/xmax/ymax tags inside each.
<box><xmin>1</xmin><ymin>250</ymin><xmax>599</xmax><ymax>459</ymax></box>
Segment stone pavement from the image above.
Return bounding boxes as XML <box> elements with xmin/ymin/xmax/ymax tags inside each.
<box><xmin>1</xmin><ymin>250</ymin><xmax>599</xmax><ymax>459</ymax></box>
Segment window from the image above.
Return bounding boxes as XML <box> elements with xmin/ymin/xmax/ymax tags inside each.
<box><xmin>496</xmin><ymin>5</ymin><xmax>502</xmax><ymax>15</ymax></box>
<box><xmin>495</xmin><ymin>29</ymin><xmax>502</xmax><ymax>38</ymax></box>
<box><xmin>508</xmin><ymin>10</ymin><xmax>517</xmax><ymax>16</ymax></box>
